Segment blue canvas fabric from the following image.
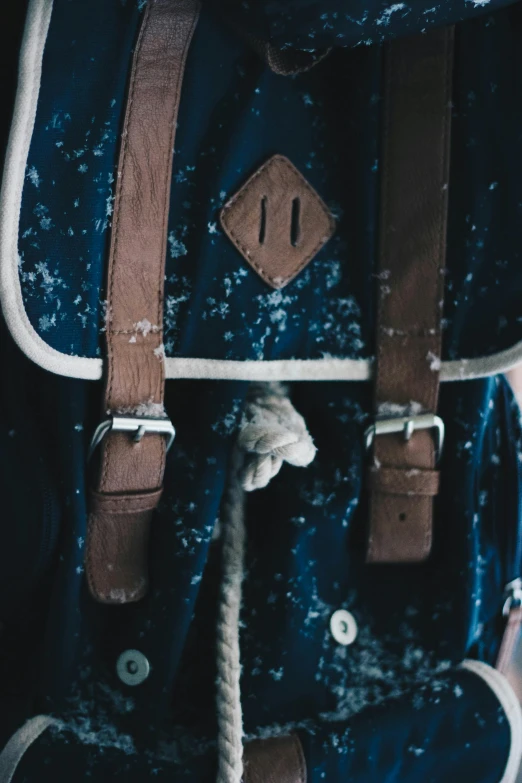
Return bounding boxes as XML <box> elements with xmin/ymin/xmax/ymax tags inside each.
<box><xmin>7</xmin><ymin>669</ymin><xmax>513</xmax><ymax>781</ymax></box>
<box><xmin>17</xmin><ymin>0</ymin><xmax>522</xmax><ymax>363</ymax></box>
<box><xmin>1</xmin><ymin>0</ymin><xmax>522</xmax><ymax>780</ymax></box>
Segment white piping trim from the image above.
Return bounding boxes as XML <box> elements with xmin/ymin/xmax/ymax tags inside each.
<box><xmin>461</xmin><ymin>660</ymin><xmax>522</xmax><ymax>783</ymax></box>
<box><xmin>165</xmin><ymin>356</ymin><xmax>373</xmax><ymax>381</ymax></box>
<box><xmin>0</xmin><ymin>0</ymin><xmax>100</xmax><ymax>381</ymax></box>
<box><xmin>0</xmin><ymin>715</ymin><xmax>56</xmax><ymax>783</ymax></box>
<box><xmin>3</xmin><ymin>0</ymin><xmax>522</xmax><ymax>383</ymax></box>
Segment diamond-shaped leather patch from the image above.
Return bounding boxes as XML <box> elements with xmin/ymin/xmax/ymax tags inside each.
<box><xmin>220</xmin><ymin>155</ymin><xmax>336</xmax><ymax>289</ymax></box>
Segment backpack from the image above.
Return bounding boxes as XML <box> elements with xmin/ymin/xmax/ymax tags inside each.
<box><xmin>0</xmin><ymin>0</ymin><xmax>522</xmax><ymax>780</ymax></box>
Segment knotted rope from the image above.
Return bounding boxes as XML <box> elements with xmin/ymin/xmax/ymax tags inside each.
<box><xmin>238</xmin><ymin>383</ymin><xmax>317</xmax><ymax>492</ymax></box>
<box><xmin>216</xmin><ymin>383</ymin><xmax>316</xmax><ymax>783</ymax></box>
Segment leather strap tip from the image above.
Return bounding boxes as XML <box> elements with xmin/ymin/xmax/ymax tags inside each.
<box><xmin>87</xmin><ymin>575</ymin><xmax>148</xmax><ymax>605</ymax></box>
<box><xmin>365</xmin><ymin>544</ymin><xmax>432</xmax><ymax>565</ymax></box>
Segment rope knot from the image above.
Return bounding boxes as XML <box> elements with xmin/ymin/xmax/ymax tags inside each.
<box><xmin>238</xmin><ymin>383</ymin><xmax>317</xmax><ymax>492</ymax></box>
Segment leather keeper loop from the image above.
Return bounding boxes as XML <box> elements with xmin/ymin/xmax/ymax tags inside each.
<box><xmin>89</xmin><ymin>488</ymin><xmax>163</xmax><ymax>515</ymax></box>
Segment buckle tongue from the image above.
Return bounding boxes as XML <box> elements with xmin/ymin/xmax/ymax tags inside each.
<box><xmin>89</xmin><ymin>415</ymin><xmax>176</xmax><ymax>460</ymax></box>
<box><xmin>364</xmin><ymin>413</ymin><xmax>445</xmax><ymax>463</ymax></box>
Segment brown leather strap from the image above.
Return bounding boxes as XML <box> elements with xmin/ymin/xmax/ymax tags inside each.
<box><xmin>243</xmin><ymin>735</ymin><xmax>307</xmax><ymax>783</ymax></box>
<box><xmin>368</xmin><ymin>466</ymin><xmax>440</xmax><ymax>497</ymax></box>
<box><xmin>496</xmin><ymin>606</ymin><xmax>522</xmax><ymax>676</ymax></box>
<box><xmin>85</xmin><ymin>0</ymin><xmax>200</xmax><ymax>604</ymax></box>
<box><xmin>366</xmin><ymin>27</ymin><xmax>454</xmax><ymax>564</ymax></box>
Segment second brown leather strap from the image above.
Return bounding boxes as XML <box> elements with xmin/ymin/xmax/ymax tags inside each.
<box><xmin>367</xmin><ymin>27</ymin><xmax>454</xmax><ymax>563</ymax></box>
<box><xmin>85</xmin><ymin>0</ymin><xmax>200</xmax><ymax>603</ymax></box>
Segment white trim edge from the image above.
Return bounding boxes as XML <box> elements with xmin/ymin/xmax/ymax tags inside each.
<box><xmin>0</xmin><ymin>715</ymin><xmax>56</xmax><ymax>783</ymax></box>
<box><xmin>461</xmin><ymin>660</ymin><xmax>522</xmax><ymax>783</ymax></box>
<box><xmin>3</xmin><ymin>0</ymin><xmax>522</xmax><ymax>383</ymax></box>
<box><xmin>0</xmin><ymin>0</ymin><xmax>100</xmax><ymax>382</ymax></box>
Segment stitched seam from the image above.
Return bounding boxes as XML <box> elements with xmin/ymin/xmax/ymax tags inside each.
<box><xmin>100</xmin><ymin>1</ymin><xmax>151</xmax><ymax>492</ymax></box>
<box><xmin>417</xmin><ymin>28</ymin><xmax>453</xmax><ymax>555</ymax></box>
<box><xmin>154</xmin><ymin>2</ymin><xmax>199</xmax><ymax>483</ymax></box>
<box><xmin>220</xmin><ymin>155</ymin><xmax>335</xmax><ymax>287</ymax></box>
<box><xmin>368</xmin><ymin>39</ymin><xmax>393</xmax><ymax>559</ymax></box>
<box><xmin>153</xmin><ymin>3</ymin><xmax>198</xmax><ymax>485</ymax></box>
<box><xmin>111</xmin><ymin>329</ymin><xmax>164</xmax><ymax>336</ymax></box>
<box><xmin>379</xmin><ymin>328</ymin><xmax>440</xmax><ymax>337</ymax></box>
<box><xmin>432</xmin><ymin>25</ymin><xmax>453</xmax><ymax>413</ymax></box>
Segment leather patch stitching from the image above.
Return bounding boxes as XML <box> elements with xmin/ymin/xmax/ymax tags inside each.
<box><xmin>220</xmin><ymin>154</ymin><xmax>335</xmax><ymax>289</ymax></box>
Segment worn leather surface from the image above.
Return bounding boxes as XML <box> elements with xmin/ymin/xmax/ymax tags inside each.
<box><xmin>220</xmin><ymin>154</ymin><xmax>335</xmax><ymax>289</ymax></box>
<box><xmin>367</xmin><ymin>28</ymin><xmax>454</xmax><ymax>563</ymax></box>
<box><xmin>368</xmin><ymin>466</ymin><xmax>440</xmax><ymax>497</ymax></box>
<box><xmin>86</xmin><ymin>0</ymin><xmax>200</xmax><ymax>603</ymax></box>
<box><xmin>496</xmin><ymin>606</ymin><xmax>522</xmax><ymax>675</ymax></box>
<box><xmin>243</xmin><ymin>735</ymin><xmax>307</xmax><ymax>783</ymax></box>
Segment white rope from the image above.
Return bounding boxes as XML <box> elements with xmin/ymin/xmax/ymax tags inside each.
<box><xmin>238</xmin><ymin>383</ymin><xmax>317</xmax><ymax>492</ymax></box>
<box><xmin>216</xmin><ymin>447</ymin><xmax>246</xmax><ymax>783</ymax></box>
<box><xmin>215</xmin><ymin>383</ymin><xmax>317</xmax><ymax>783</ymax></box>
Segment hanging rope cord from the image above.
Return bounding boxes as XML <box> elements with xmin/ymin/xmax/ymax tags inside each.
<box><xmin>215</xmin><ymin>383</ymin><xmax>317</xmax><ymax>783</ymax></box>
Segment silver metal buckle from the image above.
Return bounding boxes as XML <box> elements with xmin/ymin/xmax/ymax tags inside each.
<box><xmin>503</xmin><ymin>578</ymin><xmax>522</xmax><ymax>617</ymax></box>
<box><xmin>89</xmin><ymin>415</ymin><xmax>176</xmax><ymax>460</ymax></box>
<box><xmin>364</xmin><ymin>413</ymin><xmax>445</xmax><ymax>463</ymax></box>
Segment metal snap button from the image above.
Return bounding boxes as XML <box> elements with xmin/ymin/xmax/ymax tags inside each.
<box><xmin>116</xmin><ymin>649</ymin><xmax>150</xmax><ymax>686</ymax></box>
<box><xmin>330</xmin><ymin>610</ymin><xmax>358</xmax><ymax>646</ymax></box>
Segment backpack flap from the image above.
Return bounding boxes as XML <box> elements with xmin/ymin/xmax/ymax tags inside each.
<box><xmin>3</xmin><ymin>0</ymin><xmax>522</xmax><ymax>385</ymax></box>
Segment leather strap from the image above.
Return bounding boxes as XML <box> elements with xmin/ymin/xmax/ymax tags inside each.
<box><xmin>367</xmin><ymin>27</ymin><xmax>454</xmax><ymax>564</ymax></box>
<box><xmin>243</xmin><ymin>735</ymin><xmax>307</xmax><ymax>783</ymax></box>
<box><xmin>85</xmin><ymin>0</ymin><xmax>200</xmax><ymax>603</ymax></box>
<box><xmin>496</xmin><ymin>606</ymin><xmax>522</xmax><ymax>676</ymax></box>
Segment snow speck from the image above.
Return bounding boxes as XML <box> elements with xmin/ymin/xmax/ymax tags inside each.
<box><xmin>26</xmin><ymin>166</ymin><xmax>41</xmax><ymax>188</ymax></box>
<box><xmin>376</xmin><ymin>3</ymin><xmax>406</xmax><ymax>26</ymax></box>
<box><xmin>39</xmin><ymin>313</ymin><xmax>57</xmax><ymax>331</ymax></box>
<box><xmin>427</xmin><ymin>351</ymin><xmax>441</xmax><ymax>371</ymax></box>
<box><xmin>168</xmin><ymin>231</ymin><xmax>188</xmax><ymax>259</ymax></box>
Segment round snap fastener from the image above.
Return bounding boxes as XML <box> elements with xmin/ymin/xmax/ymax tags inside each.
<box><xmin>330</xmin><ymin>610</ymin><xmax>358</xmax><ymax>646</ymax></box>
<box><xmin>116</xmin><ymin>649</ymin><xmax>150</xmax><ymax>686</ymax></box>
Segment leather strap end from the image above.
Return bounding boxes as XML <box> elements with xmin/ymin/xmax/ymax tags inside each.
<box><xmin>366</xmin><ymin>491</ymin><xmax>433</xmax><ymax>564</ymax></box>
<box><xmin>243</xmin><ymin>735</ymin><xmax>307</xmax><ymax>783</ymax></box>
<box><xmin>86</xmin><ymin>488</ymin><xmax>162</xmax><ymax>604</ymax></box>
<box><xmin>368</xmin><ymin>466</ymin><xmax>440</xmax><ymax>497</ymax></box>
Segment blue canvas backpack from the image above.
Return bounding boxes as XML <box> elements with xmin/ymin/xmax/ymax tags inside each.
<box><xmin>1</xmin><ymin>0</ymin><xmax>522</xmax><ymax>781</ymax></box>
